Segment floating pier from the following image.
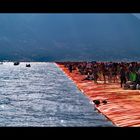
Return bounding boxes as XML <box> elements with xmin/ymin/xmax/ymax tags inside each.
<box><xmin>57</xmin><ymin>63</ymin><xmax>140</xmax><ymax>127</ymax></box>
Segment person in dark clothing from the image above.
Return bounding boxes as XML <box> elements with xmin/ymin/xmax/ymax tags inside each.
<box><xmin>93</xmin><ymin>66</ymin><xmax>98</xmax><ymax>83</ymax></box>
<box><xmin>68</xmin><ymin>64</ymin><xmax>73</xmax><ymax>73</ymax></box>
<box><xmin>120</xmin><ymin>67</ymin><xmax>126</xmax><ymax>88</ymax></box>
<box><xmin>136</xmin><ymin>71</ymin><xmax>140</xmax><ymax>85</ymax></box>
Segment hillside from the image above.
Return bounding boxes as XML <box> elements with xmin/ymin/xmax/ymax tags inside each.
<box><xmin>0</xmin><ymin>14</ymin><xmax>140</xmax><ymax>61</ymax></box>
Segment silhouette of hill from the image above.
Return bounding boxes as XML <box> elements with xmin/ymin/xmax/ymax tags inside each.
<box><xmin>0</xmin><ymin>14</ymin><xmax>140</xmax><ymax>61</ymax></box>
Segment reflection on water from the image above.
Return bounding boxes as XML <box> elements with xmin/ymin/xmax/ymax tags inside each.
<box><xmin>0</xmin><ymin>62</ymin><xmax>114</xmax><ymax>126</ymax></box>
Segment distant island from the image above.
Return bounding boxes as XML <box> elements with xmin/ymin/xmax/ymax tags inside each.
<box><xmin>0</xmin><ymin>14</ymin><xmax>140</xmax><ymax>62</ymax></box>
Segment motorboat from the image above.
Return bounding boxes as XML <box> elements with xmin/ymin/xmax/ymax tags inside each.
<box><xmin>26</xmin><ymin>64</ymin><xmax>31</xmax><ymax>67</ymax></box>
<box><xmin>14</xmin><ymin>62</ymin><xmax>20</xmax><ymax>66</ymax></box>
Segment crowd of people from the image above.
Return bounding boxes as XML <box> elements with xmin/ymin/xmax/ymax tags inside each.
<box><xmin>57</xmin><ymin>61</ymin><xmax>140</xmax><ymax>90</ymax></box>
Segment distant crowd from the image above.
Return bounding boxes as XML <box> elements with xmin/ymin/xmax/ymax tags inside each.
<box><xmin>57</xmin><ymin>61</ymin><xmax>140</xmax><ymax>90</ymax></box>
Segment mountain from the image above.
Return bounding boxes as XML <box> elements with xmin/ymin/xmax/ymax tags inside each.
<box><xmin>0</xmin><ymin>14</ymin><xmax>140</xmax><ymax>61</ymax></box>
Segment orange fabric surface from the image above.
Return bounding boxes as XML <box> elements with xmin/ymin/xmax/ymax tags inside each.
<box><xmin>57</xmin><ymin>63</ymin><xmax>140</xmax><ymax>127</ymax></box>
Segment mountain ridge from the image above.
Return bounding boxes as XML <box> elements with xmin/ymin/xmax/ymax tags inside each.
<box><xmin>0</xmin><ymin>14</ymin><xmax>140</xmax><ymax>61</ymax></box>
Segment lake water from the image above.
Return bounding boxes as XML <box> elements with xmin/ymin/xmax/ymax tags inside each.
<box><xmin>0</xmin><ymin>62</ymin><xmax>114</xmax><ymax>126</ymax></box>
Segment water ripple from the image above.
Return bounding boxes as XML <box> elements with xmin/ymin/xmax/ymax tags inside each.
<box><xmin>0</xmin><ymin>62</ymin><xmax>114</xmax><ymax>126</ymax></box>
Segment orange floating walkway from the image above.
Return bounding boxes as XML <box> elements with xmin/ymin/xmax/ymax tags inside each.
<box><xmin>56</xmin><ymin>63</ymin><xmax>140</xmax><ymax>127</ymax></box>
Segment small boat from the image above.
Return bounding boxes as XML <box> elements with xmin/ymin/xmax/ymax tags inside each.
<box><xmin>26</xmin><ymin>64</ymin><xmax>31</xmax><ymax>67</ymax></box>
<box><xmin>14</xmin><ymin>62</ymin><xmax>20</xmax><ymax>66</ymax></box>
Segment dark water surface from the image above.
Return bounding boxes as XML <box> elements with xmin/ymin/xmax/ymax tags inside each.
<box><xmin>0</xmin><ymin>62</ymin><xmax>114</xmax><ymax>126</ymax></box>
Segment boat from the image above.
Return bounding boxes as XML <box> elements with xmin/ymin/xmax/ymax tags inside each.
<box><xmin>26</xmin><ymin>64</ymin><xmax>31</xmax><ymax>67</ymax></box>
<box><xmin>14</xmin><ymin>62</ymin><xmax>20</xmax><ymax>66</ymax></box>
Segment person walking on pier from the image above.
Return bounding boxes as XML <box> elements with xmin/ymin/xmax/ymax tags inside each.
<box><xmin>120</xmin><ymin>67</ymin><xmax>126</xmax><ymax>88</ymax></box>
<box><xmin>68</xmin><ymin>64</ymin><xmax>73</xmax><ymax>73</ymax></box>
